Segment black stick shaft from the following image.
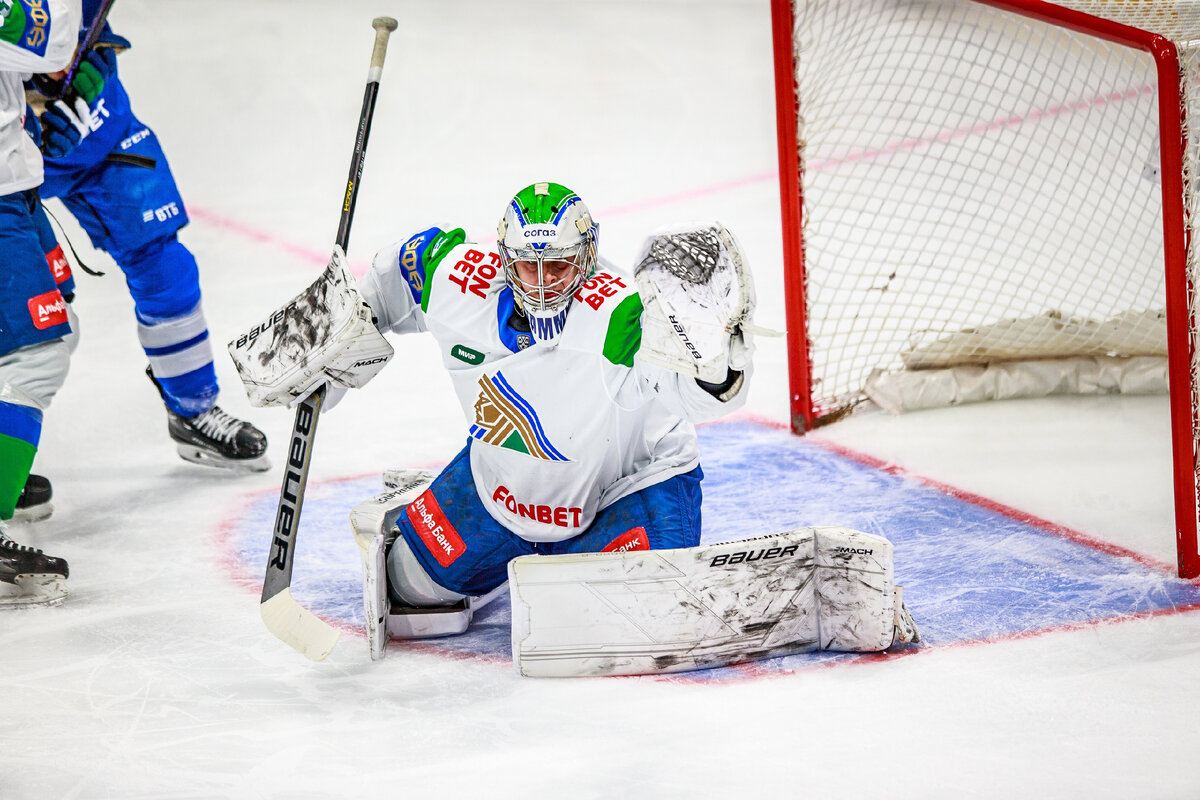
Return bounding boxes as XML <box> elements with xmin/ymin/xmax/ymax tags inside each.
<box><xmin>261</xmin><ymin>18</ymin><xmax>398</xmax><ymax>608</ymax></box>
<box><xmin>55</xmin><ymin>0</ymin><xmax>118</xmax><ymax>100</ymax></box>
<box><xmin>336</xmin><ymin>18</ymin><xmax>397</xmax><ymax>252</ymax></box>
<box><xmin>336</xmin><ymin>82</ymin><xmax>377</xmax><ymax>252</ymax></box>
<box><xmin>261</xmin><ymin>385</ymin><xmax>324</xmax><ymax>603</ymax></box>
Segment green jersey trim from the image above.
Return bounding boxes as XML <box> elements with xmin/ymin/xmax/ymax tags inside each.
<box><xmin>501</xmin><ymin>431</ymin><xmax>530</xmax><ymax>455</ymax></box>
<box><xmin>602</xmin><ymin>294</ymin><xmax>644</xmax><ymax>367</ymax></box>
<box><xmin>420</xmin><ymin>228</ymin><xmax>468</xmax><ymax>312</ymax></box>
<box><xmin>0</xmin><ymin>1</ymin><xmax>28</xmax><ymax>47</ymax></box>
<box><xmin>0</xmin><ymin>434</ymin><xmax>36</xmax><ymax>518</ymax></box>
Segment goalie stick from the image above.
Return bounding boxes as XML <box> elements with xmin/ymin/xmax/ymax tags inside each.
<box><xmin>28</xmin><ymin>0</ymin><xmax>118</xmax><ymax>106</ymax></box>
<box><xmin>259</xmin><ymin>16</ymin><xmax>398</xmax><ymax>661</ymax></box>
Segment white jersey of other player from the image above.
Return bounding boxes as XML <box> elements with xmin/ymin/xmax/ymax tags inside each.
<box><xmin>360</xmin><ymin>232</ymin><xmax>748</xmax><ymax>543</ymax></box>
<box><xmin>0</xmin><ymin>0</ymin><xmax>81</xmax><ymax>194</ymax></box>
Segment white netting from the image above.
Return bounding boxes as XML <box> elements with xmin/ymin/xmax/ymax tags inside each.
<box><xmin>788</xmin><ymin>0</ymin><xmax>1200</xmax><ymax>418</ymax></box>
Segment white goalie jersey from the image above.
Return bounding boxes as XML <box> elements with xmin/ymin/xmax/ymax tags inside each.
<box><xmin>359</xmin><ymin>229</ymin><xmax>750</xmax><ymax>543</ymax></box>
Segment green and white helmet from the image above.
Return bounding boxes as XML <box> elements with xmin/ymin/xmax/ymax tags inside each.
<box><xmin>497</xmin><ymin>182</ymin><xmax>598</xmax><ymax>321</ymax></box>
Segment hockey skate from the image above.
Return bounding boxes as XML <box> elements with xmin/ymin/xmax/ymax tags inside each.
<box><xmin>147</xmin><ymin>367</ymin><xmax>270</xmax><ymax>472</ymax></box>
<box><xmin>12</xmin><ymin>473</ymin><xmax>53</xmax><ymax>523</ymax></box>
<box><xmin>0</xmin><ymin>523</ymin><xmax>69</xmax><ymax>607</ymax></box>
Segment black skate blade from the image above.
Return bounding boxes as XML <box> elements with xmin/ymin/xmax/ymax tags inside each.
<box><xmin>175</xmin><ymin>444</ymin><xmax>272</xmax><ymax>474</ymax></box>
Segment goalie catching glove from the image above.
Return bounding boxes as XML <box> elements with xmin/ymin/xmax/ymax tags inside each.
<box><xmin>227</xmin><ymin>247</ymin><xmax>394</xmax><ymax>407</ymax></box>
<box><xmin>634</xmin><ymin>222</ymin><xmax>755</xmax><ymax>385</ymax></box>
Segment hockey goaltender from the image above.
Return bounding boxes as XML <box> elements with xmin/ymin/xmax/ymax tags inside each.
<box><xmin>228</xmin><ymin>182</ymin><xmax>919</xmax><ymax>676</ymax></box>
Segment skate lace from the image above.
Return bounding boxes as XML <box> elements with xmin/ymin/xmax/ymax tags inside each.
<box><xmin>0</xmin><ymin>532</ymin><xmax>44</xmax><ymax>554</ymax></box>
<box><xmin>193</xmin><ymin>407</ymin><xmax>243</xmax><ymax>444</ymax></box>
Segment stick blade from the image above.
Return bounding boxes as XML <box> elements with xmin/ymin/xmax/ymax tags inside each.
<box><xmin>261</xmin><ymin>588</ymin><xmax>341</xmax><ymax>661</ymax></box>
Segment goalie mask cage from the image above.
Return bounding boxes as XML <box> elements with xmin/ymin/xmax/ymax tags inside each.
<box><xmin>770</xmin><ymin>0</ymin><xmax>1200</xmax><ymax>578</ymax></box>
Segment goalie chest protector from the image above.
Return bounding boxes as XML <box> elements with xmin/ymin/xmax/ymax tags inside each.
<box><xmin>419</xmin><ymin>240</ymin><xmax>700</xmax><ymax>544</ymax></box>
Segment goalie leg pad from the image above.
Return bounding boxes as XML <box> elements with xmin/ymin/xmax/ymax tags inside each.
<box><xmin>813</xmin><ymin>527</ymin><xmax>903</xmax><ymax>652</ymax></box>
<box><xmin>893</xmin><ymin>586</ymin><xmax>920</xmax><ymax>644</ymax></box>
<box><xmin>384</xmin><ymin>535</ymin><xmax>507</xmax><ymax>640</ymax></box>
<box><xmin>387</xmin><ymin>534</ymin><xmax>469</xmax><ymax>607</ymax></box>
<box><xmin>508</xmin><ymin>526</ymin><xmax>917</xmax><ymax>677</ymax></box>
<box><xmin>351</xmin><ymin>470</ymin><xmax>506</xmax><ymax>658</ymax></box>
<box><xmin>384</xmin><ymin>547</ymin><xmax>507</xmax><ymax>643</ymax></box>
<box><xmin>350</xmin><ymin>470</ymin><xmax>436</xmax><ymax>660</ymax></box>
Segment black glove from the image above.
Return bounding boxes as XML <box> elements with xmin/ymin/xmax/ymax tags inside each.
<box><xmin>38</xmin><ymin>96</ymin><xmax>92</xmax><ymax>159</ymax></box>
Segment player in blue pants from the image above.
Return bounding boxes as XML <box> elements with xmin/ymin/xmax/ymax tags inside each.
<box><xmin>32</xmin><ymin>7</ymin><xmax>268</xmax><ymax>507</ymax></box>
<box><xmin>2</xmin><ymin>0</ymin><xmax>92</xmax><ymax>605</ymax></box>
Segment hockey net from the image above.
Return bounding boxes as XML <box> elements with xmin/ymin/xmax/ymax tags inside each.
<box><xmin>771</xmin><ymin>0</ymin><xmax>1200</xmax><ymax>577</ymax></box>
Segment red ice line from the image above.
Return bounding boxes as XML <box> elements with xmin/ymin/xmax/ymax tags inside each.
<box><xmin>186</xmin><ymin>82</ymin><xmax>1153</xmax><ymax>279</ymax></box>
<box><xmin>806</xmin><ymin>84</ymin><xmax>1155</xmax><ymax>171</ymax></box>
<box><xmin>185</xmin><ymin>207</ymin><xmax>340</xmax><ymax>268</ymax></box>
<box><xmin>729</xmin><ymin>409</ymin><xmax>1188</xmax><ymax>578</ymax></box>
<box><xmin>701</xmin><ymin>411</ymin><xmax>1200</xmax><ymax>685</ymax></box>
<box><xmin>184</xmin><ymin>172</ymin><xmax>777</xmax><ymax>279</ymax></box>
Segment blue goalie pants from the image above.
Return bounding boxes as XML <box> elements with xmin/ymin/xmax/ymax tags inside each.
<box><xmin>391</xmin><ymin>441</ymin><xmax>704</xmax><ymax>597</ymax></box>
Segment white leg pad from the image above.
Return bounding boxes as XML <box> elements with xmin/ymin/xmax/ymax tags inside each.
<box><xmin>350</xmin><ymin>471</ymin><xmax>436</xmax><ymax>661</ymax></box>
<box><xmin>351</xmin><ymin>470</ymin><xmax>509</xmax><ymax>657</ymax></box>
<box><xmin>508</xmin><ymin>526</ymin><xmax>918</xmax><ymax>677</ymax></box>
<box><xmin>813</xmin><ymin>526</ymin><xmax>903</xmax><ymax>652</ymax></box>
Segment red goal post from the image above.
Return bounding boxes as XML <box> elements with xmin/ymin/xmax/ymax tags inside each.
<box><xmin>770</xmin><ymin>0</ymin><xmax>1200</xmax><ymax>578</ymax></box>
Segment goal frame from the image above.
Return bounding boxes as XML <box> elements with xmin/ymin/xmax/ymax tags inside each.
<box><xmin>769</xmin><ymin>0</ymin><xmax>1200</xmax><ymax>578</ymax></box>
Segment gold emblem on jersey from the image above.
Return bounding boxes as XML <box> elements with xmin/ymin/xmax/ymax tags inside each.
<box><xmin>469</xmin><ymin>372</ymin><xmax>568</xmax><ymax>462</ymax></box>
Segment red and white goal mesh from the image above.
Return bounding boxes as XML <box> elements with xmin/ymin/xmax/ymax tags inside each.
<box><xmin>770</xmin><ymin>0</ymin><xmax>1200</xmax><ymax>577</ymax></box>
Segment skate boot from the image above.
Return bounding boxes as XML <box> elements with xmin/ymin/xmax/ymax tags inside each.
<box><xmin>12</xmin><ymin>473</ymin><xmax>53</xmax><ymax>523</ymax></box>
<box><xmin>147</xmin><ymin>366</ymin><xmax>270</xmax><ymax>472</ymax></box>
<box><xmin>0</xmin><ymin>522</ymin><xmax>69</xmax><ymax>607</ymax></box>
<box><xmin>167</xmin><ymin>406</ymin><xmax>271</xmax><ymax>472</ymax></box>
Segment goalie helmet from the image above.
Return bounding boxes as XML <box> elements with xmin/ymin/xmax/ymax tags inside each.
<box><xmin>497</xmin><ymin>182</ymin><xmax>598</xmax><ymax>342</ymax></box>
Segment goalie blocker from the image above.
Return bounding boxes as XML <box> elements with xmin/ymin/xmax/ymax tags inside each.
<box><xmin>351</xmin><ymin>482</ymin><xmax>919</xmax><ymax>675</ymax></box>
<box><xmin>227</xmin><ymin>246</ymin><xmax>394</xmax><ymax>408</ymax></box>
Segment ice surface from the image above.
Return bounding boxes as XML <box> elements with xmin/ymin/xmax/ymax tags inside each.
<box><xmin>3</xmin><ymin>2</ymin><xmax>1200</xmax><ymax>798</ymax></box>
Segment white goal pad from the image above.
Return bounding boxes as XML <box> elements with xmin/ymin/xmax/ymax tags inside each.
<box><xmin>351</xmin><ymin>470</ymin><xmax>509</xmax><ymax>660</ymax></box>
<box><xmin>350</xmin><ymin>471</ymin><xmax>436</xmax><ymax>661</ymax></box>
<box><xmin>508</xmin><ymin>526</ymin><xmax>916</xmax><ymax>677</ymax></box>
<box><xmin>227</xmin><ymin>247</ymin><xmax>395</xmax><ymax>408</ymax></box>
